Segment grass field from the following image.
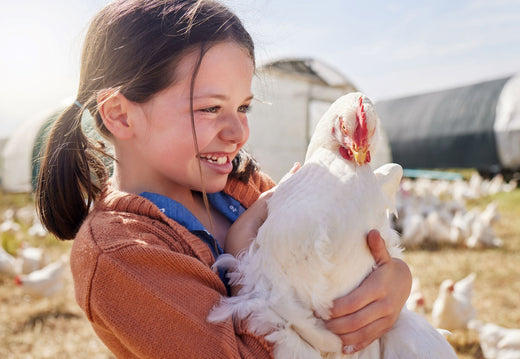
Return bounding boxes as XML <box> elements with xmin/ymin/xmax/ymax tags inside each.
<box><xmin>1</xmin><ymin>183</ymin><xmax>519</xmax><ymax>358</ymax></box>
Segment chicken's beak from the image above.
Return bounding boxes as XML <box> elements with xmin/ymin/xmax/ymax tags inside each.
<box><xmin>352</xmin><ymin>147</ymin><xmax>369</xmax><ymax>166</ymax></box>
<box><xmin>353</xmin><ymin>150</ymin><xmax>365</xmax><ymax>166</ymax></box>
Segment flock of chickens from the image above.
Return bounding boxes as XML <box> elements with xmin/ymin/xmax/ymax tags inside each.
<box><xmin>0</xmin><ymin>207</ymin><xmax>68</xmax><ymax>298</ymax></box>
<box><xmin>394</xmin><ymin>173</ymin><xmax>516</xmax><ymax>249</ymax></box>
<box><xmin>395</xmin><ymin>171</ymin><xmax>520</xmax><ymax>358</ymax></box>
<box><xmin>408</xmin><ymin>273</ymin><xmax>520</xmax><ymax>359</ymax></box>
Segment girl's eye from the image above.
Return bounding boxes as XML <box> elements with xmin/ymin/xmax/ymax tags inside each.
<box><xmin>238</xmin><ymin>104</ymin><xmax>251</xmax><ymax>113</ymax></box>
<box><xmin>201</xmin><ymin>106</ymin><xmax>220</xmax><ymax>113</ymax></box>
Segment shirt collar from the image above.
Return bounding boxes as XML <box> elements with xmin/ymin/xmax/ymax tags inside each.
<box><xmin>139</xmin><ymin>191</ymin><xmax>245</xmax><ymax>233</ymax></box>
<box><xmin>139</xmin><ymin>192</ymin><xmax>205</xmax><ymax>232</ymax></box>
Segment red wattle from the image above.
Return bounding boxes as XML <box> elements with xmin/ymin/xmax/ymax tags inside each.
<box><xmin>339</xmin><ymin>146</ymin><xmax>352</xmax><ymax>160</ymax></box>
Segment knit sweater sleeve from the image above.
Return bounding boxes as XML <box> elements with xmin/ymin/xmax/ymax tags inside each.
<box><xmin>71</xmin><ymin>214</ymin><xmax>273</xmax><ymax>359</ymax></box>
<box><xmin>225</xmin><ymin>171</ymin><xmax>276</xmax><ymax>208</ymax></box>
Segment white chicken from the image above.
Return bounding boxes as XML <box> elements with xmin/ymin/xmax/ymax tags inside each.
<box><xmin>466</xmin><ymin>202</ymin><xmax>502</xmax><ymax>249</ymax></box>
<box><xmin>209</xmin><ymin>92</ymin><xmax>457</xmax><ymax>359</ymax></box>
<box><xmin>468</xmin><ymin>320</ymin><xmax>520</xmax><ymax>359</ymax></box>
<box><xmin>14</xmin><ymin>255</ymin><xmax>68</xmax><ymax>298</ymax></box>
<box><xmin>400</xmin><ymin>211</ymin><xmax>428</xmax><ymax>247</ymax></box>
<box><xmin>0</xmin><ymin>246</ymin><xmax>21</xmax><ymax>276</ymax></box>
<box><xmin>406</xmin><ymin>277</ymin><xmax>426</xmax><ymax>314</ymax></box>
<box><xmin>18</xmin><ymin>242</ymin><xmax>48</xmax><ymax>274</ymax></box>
<box><xmin>432</xmin><ymin>273</ymin><xmax>477</xmax><ymax>331</ymax></box>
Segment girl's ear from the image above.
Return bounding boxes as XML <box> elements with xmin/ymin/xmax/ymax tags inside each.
<box><xmin>97</xmin><ymin>91</ymin><xmax>135</xmax><ymax>140</ymax></box>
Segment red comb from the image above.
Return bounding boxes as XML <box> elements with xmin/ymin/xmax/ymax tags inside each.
<box><xmin>354</xmin><ymin>96</ymin><xmax>368</xmax><ymax>146</ymax></box>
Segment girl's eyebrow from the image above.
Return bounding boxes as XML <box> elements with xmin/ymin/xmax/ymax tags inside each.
<box><xmin>193</xmin><ymin>93</ymin><xmax>254</xmax><ymax>102</ymax></box>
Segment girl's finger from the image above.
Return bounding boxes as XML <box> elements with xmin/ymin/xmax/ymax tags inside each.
<box><xmin>338</xmin><ymin>315</ymin><xmax>393</xmax><ymax>353</ymax></box>
<box><xmin>279</xmin><ymin>162</ymin><xmax>301</xmax><ymax>183</ymax></box>
<box><xmin>367</xmin><ymin>230</ymin><xmax>392</xmax><ymax>266</ymax></box>
<box><xmin>325</xmin><ymin>299</ymin><xmax>387</xmax><ymax>335</ymax></box>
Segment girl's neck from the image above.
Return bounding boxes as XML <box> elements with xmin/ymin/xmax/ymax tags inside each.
<box><xmin>111</xmin><ymin>168</ymin><xmax>230</xmax><ymax>247</ymax></box>
<box><xmin>110</xmin><ymin>165</ymin><xmax>231</xmax><ymax>247</ymax></box>
<box><xmin>189</xmin><ymin>191</ymin><xmax>231</xmax><ymax>248</ymax></box>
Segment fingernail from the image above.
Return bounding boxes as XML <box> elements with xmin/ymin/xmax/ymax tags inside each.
<box><xmin>291</xmin><ymin>162</ymin><xmax>301</xmax><ymax>172</ymax></box>
<box><xmin>343</xmin><ymin>345</ymin><xmax>357</xmax><ymax>354</ymax></box>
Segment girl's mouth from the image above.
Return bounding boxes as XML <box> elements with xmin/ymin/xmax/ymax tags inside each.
<box><xmin>199</xmin><ymin>154</ymin><xmax>229</xmax><ymax>165</ymax></box>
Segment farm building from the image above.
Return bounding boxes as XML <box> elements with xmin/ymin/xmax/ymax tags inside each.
<box><xmin>0</xmin><ymin>108</ymin><xmax>105</xmax><ymax>193</ymax></box>
<box><xmin>246</xmin><ymin>58</ymin><xmax>392</xmax><ymax>181</ymax></box>
<box><xmin>375</xmin><ymin>73</ymin><xmax>520</xmax><ymax>175</ymax></box>
<box><xmin>0</xmin><ymin>110</ymin><xmax>59</xmax><ymax>193</ymax></box>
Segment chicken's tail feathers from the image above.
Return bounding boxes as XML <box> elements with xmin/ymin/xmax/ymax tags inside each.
<box><xmin>455</xmin><ymin>272</ymin><xmax>476</xmax><ymax>297</ymax></box>
<box><xmin>374</xmin><ymin>163</ymin><xmax>403</xmax><ymax>216</ymax></box>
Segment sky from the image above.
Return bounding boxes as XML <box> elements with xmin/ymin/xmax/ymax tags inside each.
<box><xmin>1</xmin><ymin>0</ymin><xmax>519</xmax><ymax>139</ymax></box>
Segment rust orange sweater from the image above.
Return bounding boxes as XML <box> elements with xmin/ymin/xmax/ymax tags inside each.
<box><xmin>71</xmin><ymin>172</ymin><xmax>276</xmax><ymax>358</ymax></box>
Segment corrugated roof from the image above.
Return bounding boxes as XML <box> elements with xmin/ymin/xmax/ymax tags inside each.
<box><xmin>261</xmin><ymin>58</ymin><xmax>355</xmax><ymax>89</ymax></box>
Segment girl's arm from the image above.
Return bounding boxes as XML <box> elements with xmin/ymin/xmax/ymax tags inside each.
<box><xmin>224</xmin><ymin>189</ymin><xmax>273</xmax><ymax>257</ymax></box>
<box><xmin>73</xmin><ymin>239</ymin><xmax>273</xmax><ymax>359</ymax></box>
<box><xmin>324</xmin><ymin>230</ymin><xmax>412</xmax><ymax>354</ymax></box>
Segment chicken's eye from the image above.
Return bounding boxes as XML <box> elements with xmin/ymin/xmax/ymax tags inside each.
<box><xmin>339</xmin><ymin>118</ymin><xmax>348</xmax><ymax>134</ymax></box>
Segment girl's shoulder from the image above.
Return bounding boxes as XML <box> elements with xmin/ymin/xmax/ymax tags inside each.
<box><xmin>224</xmin><ymin>170</ymin><xmax>276</xmax><ymax>208</ymax></box>
<box><xmin>72</xmin><ymin>187</ymin><xmax>214</xmax><ymax>261</ymax></box>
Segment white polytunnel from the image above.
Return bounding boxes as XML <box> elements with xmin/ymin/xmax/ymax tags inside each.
<box><xmin>374</xmin><ymin>73</ymin><xmax>520</xmax><ymax>173</ymax></box>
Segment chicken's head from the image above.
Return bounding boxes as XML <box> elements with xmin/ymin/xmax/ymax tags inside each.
<box><xmin>332</xmin><ymin>96</ymin><xmax>377</xmax><ymax>166</ymax></box>
<box><xmin>440</xmin><ymin>279</ymin><xmax>455</xmax><ymax>295</ymax></box>
<box><xmin>305</xmin><ymin>92</ymin><xmax>379</xmax><ymax>165</ymax></box>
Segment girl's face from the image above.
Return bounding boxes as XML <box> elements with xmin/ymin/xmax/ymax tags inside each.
<box><xmin>128</xmin><ymin>41</ymin><xmax>254</xmax><ymax>198</ymax></box>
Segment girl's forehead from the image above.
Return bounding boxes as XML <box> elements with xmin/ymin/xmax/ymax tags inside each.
<box><xmin>175</xmin><ymin>42</ymin><xmax>253</xmax><ymax>78</ymax></box>
<box><xmin>172</xmin><ymin>42</ymin><xmax>254</xmax><ymax>97</ymax></box>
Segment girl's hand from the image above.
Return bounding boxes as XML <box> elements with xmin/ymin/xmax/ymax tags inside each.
<box><xmin>224</xmin><ymin>189</ymin><xmax>273</xmax><ymax>257</ymax></box>
<box><xmin>324</xmin><ymin>230</ymin><xmax>412</xmax><ymax>354</ymax></box>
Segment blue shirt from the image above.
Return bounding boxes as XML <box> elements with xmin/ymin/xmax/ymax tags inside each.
<box><xmin>140</xmin><ymin>191</ymin><xmax>246</xmax><ymax>294</ymax></box>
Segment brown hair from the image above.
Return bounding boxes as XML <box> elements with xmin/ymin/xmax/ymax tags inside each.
<box><xmin>36</xmin><ymin>0</ymin><xmax>257</xmax><ymax>240</ymax></box>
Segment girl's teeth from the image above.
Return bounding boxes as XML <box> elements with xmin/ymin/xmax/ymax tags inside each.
<box><xmin>202</xmin><ymin>155</ymin><xmax>227</xmax><ymax>164</ymax></box>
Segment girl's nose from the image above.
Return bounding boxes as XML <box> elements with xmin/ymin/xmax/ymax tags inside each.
<box><xmin>220</xmin><ymin>113</ymin><xmax>248</xmax><ymax>143</ymax></box>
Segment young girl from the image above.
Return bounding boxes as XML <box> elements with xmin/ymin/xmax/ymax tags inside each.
<box><xmin>36</xmin><ymin>0</ymin><xmax>412</xmax><ymax>357</ymax></box>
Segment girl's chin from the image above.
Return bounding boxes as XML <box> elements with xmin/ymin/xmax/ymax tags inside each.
<box><xmin>199</xmin><ymin>175</ymin><xmax>229</xmax><ymax>194</ymax></box>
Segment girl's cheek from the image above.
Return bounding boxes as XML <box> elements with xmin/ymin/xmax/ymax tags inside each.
<box><xmin>240</xmin><ymin>127</ymin><xmax>250</xmax><ymax>147</ymax></box>
<box><xmin>242</xmin><ymin>118</ymin><xmax>250</xmax><ymax>142</ymax></box>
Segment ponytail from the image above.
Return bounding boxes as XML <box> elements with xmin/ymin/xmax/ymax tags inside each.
<box><xmin>36</xmin><ymin>102</ymin><xmax>110</xmax><ymax>240</ymax></box>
